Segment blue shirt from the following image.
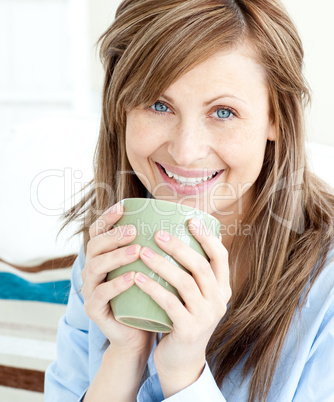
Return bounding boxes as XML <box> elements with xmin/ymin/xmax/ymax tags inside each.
<box><xmin>44</xmin><ymin>247</ymin><xmax>334</xmax><ymax>401</ymax></box>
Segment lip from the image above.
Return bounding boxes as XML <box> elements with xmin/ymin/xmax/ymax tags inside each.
<box><xmin>159</xmin><ymin>162</ymin><xmax>221</xmax><ymax>178</ymax></box>
<box><xmin>156</xmin><ymin>162</ymin><xmax>224</xmax><ymax>195</ymax></box>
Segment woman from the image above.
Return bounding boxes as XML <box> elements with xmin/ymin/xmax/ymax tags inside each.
<box><xmin>45</xmin><ymin>0</ymin><xmax>334</xmax><ymax>401</ymax></box>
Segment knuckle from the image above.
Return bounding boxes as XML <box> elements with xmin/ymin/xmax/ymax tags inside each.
<box><xmin>210</xmin><ymin>247</ymin><xmax>228</xmax><ymax>265</ymax></box>
<box><xmin>83</xmin><ymin>299</ymin><xmax>92</xmax><ymax>317</ymax></box>
<box><xmin>108</xmin><ymin>247</ymin><xmax>124</xmax><ymax>268</ymax></box>
<box><xmin>197</xmin><ymin>260</ymin><xmax>210</xmax><ymax>275</ymax></box>
<box><xmin>88</xmin><ymin>223</ymin><xmax>95</xmax><ymax>239</ymax></box>
<box><xmin>103</xmin><ymin>226</ymin><xmax>116</xmax><ymax>238</ymax></box>
<box><xmin>164</xmin><ymin>294</ymin><xmax>179</xmax><ymax>311</ymax></box>
<box><xmin>201</xmin><ymin>308</ymin><xmax>217</xmax><ymax>331</ymax></box>
<box><xmin>87</xmin><ymin>258</ymin><xmax>99</xmax><ymax>276</ymax></box>
<box><xmin>81</xmin><ymin>280</ymin><xmax>91</xmax><ymax>301</ymax></box>
<box><xmin>96</xmin><ymin>219</ymin><xmax>108</xmax><ymax>234</ymax></box>
<box><xmin>89</xmin><ymin>218</ymin><xmax>110</xmax><ymax>239</ymax></box>
<box><xmin>113</xmin><ymin>226</ymin><xmax>126</xmax><ymax>242</ymax></box>
<box><xmin>86</xmin><ymin>239</ymin><xmax>95</xmax><ymax>256</ymax></box>
<box><xmin>113</xmin><ymin>228</ymin><xmax>136</xmax><ymax>248</ymax></box>
<box><xmin>81</xmin><ymin>287</ymin><xmax>87</xmax><ymax>301</ymax></box>
<box><xmin>81</xmin><ymin>272</ymin><xmax>84</xmax><ymax>284</ymax></box>
<box><xmin>94</xmin><ymin>284</ymin><xmax>107</xmax><ymax>302</ymax></box>
<box><xmin>220</xmin><ymin>246</ymin><xmax>229</xmax><ymax>259</ymax></box>
<box><xmin>181</xmin><ymin>274</ymin><xmax>194</xmax><ymax>292</ymax></box>
<box><xmin>104</xmin><ymin>226</ymin><xmax>122</xmax><ymax>245</ymax></box>
<box><xmin>120</xmin><ymin>250</ymin><xmax>132</xmax><ymax>266</ymax></box>
<box><xmin>206</xmin><ymin>311</ymin><xmax>216</xmax><ymax>328</ymax></box>
<box><xmin>81</xmin><ymin>267</ymin><xmax>86</xmax><ymax>283</ymax></box>
<box><xmin>216</xmin><ymin>293</ymin><xmax>228</xmax><ymax>314</ymax></box>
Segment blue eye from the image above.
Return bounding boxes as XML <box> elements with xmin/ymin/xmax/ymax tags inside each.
<box><xmin>213</xmin><ymin>108</ymin><xmax>234</xmax><ymax>119</ymax></box>
<box><xmin>151</xmin><ymin>102</ymin><xmax>170</xmax><ymax>113</ymax></box>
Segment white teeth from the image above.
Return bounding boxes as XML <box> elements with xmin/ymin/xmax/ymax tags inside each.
<box><xmin>164</xmin><ymin>168</ymin><xmax>217</xmax><ymax>186</ymax></box>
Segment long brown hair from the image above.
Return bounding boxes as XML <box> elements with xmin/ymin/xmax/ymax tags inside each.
<box><xmin>63</xmin><ymin>1</ymin><xmax>334</xmax><ymax>400</ymax></box>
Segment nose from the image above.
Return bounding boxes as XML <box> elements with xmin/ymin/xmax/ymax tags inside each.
<box><xmin>167</xmin><ymin>119</ymin><xmax>210</xmax><ymax>167</ymax></box>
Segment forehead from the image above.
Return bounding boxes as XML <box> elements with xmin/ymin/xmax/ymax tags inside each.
<box><xmin>163</xmin><ymin>44</ymin><xmax>268</xmax><ymax>102</ymax></box>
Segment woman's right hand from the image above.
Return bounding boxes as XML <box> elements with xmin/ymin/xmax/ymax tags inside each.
<box><xmin>81</xmin><ymin>203</ymin><xmax>155</xmax><ymax>355</ymax></box>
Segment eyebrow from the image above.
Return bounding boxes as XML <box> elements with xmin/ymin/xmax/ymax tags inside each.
<box><xmin>160</xmin><ymin>93</ymin><xmax>247</xmax><ymax>106</ymax></box>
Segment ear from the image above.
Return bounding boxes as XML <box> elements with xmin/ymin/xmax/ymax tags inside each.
<box><xmin>267</xmin><ymin>120</ymin><xmax>277</xmax><ymax>142</ymax></box>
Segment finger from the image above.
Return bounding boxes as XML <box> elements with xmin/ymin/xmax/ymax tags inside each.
<box><xmin>188</xmin><ymin>218</ymin><xmax>229</xmax><ymax>287</ymax></box>
<box><xmin>86</xmin><ymin>224</ymin><xmax>137</xmax><ymax>259</ymax></box>
<box><xmin>82</xmin><ymin>244</ymin><xmax>141</xmax><ymax>299</ymax></box>
<box><xmin>88</xmin><ymin>202</ymin><xmax>124</xmax><ymax>239</ymax></box>
<box><xmin>153</xmin><ymin>230</ymin><xmax>216</xmax><ymax>298</ymax></box>
<box><xmin>134</xmin><ymin>272</ymin><xmax>186</xmax><ymax>326</ymax></box>
<box><xmin>84</xmin><ymin>271</ymin><xmax>135</xmax><ymax>319</ymax></box>
<box><xmin>139</xmin><ymin>247</ymin><xmax>202</xmax><ymax>308</ymax></box>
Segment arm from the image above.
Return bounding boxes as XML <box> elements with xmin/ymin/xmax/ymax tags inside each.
<box><xmin>83</xmin><ymin>345</ymin><xmax>150</xmax><ymax>402</ymax></box>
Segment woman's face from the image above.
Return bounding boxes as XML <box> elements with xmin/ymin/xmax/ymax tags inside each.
<box><xmin>126</xmin><ymin>44</ymin><xmax>276</xmax><ymax>223</ymax></box>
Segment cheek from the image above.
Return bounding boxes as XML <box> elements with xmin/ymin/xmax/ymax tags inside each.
<box><xmin>126</xmin><ymin>114</ymin><xmax>165</xmax><ymax>162</ymax></box>
<box><xmin>216</xmin><ymin>126</ymin><xmax>269</xmax><ymax>174</ymax></box>
<box><xmin>126</xmin><ymin>117</ymin><xmax>143</xmax><ymax>165</ymax></box>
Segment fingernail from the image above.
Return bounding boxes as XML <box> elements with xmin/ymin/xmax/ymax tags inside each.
<box><xmin>110</xmin><ymin>202</ymin><xmax>122</xmax><ymax>214</ymax></box>
<box><xmin>135</xmin><ymin>272</ymin><xmax>147</xmax><ymax>283</ymax></box>
<box><xmin>124</xmin><ymin>272</ymin><xmax>134</xmax><ymax>282</ymax></box>
<box><xmin>126</xmin><ymin>245</ymin><xmax>138</xmax><ymax>255</ymax></box>
<box><xmin>156</xmin><ymin>230</ymin><xmax>171</xmax><ymax>242</ymax></box>
<box><xmin>124</xmin><ymin>225</ymin><xmax>136</xmax><ymax>236</ymax></box>
<box><xmin>110</xmin><ymin>203</ymin><xmax>118</xmax><ymax>213</ymax></box>
<box><xmin>142</xmin><ymin>247</ymin><xmax>155</xmax><ymax>258</ymax></box>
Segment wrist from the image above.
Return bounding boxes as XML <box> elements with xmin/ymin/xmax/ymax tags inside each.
<box><xmin>104</xmin><ymin>343</ymin><xmax>150</xmax><ymax>372</ymax></box>
<box><xmin>106</xmin><ymin>333</ymin><xmax>154</xmax><ymax>360</ymax></box>
<box><xmin>154</xmin><ymin>354</ymin><xmax>206</xmax><ymax>398</ymax></box>
<box><xmin>84</xmin><ymin>344</ymin><xmax>150</xmax><ymax>402</ymax></box>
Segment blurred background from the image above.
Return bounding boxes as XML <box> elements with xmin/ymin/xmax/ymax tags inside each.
<box><xmin>0</xmin><ymin>0</ymin><xmax>333</xmax><ymax>400</ymax></box>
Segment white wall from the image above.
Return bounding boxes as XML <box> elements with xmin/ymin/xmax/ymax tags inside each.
<box><xmin>281</xmin><ymin>0</ymin><xmax>334</xmax><ymax>146</ymax></box>
<box><xmin>88</xmin><ymin>0</ymin><xmax>334</xmax><ymax>146</ymax></box>
<box><xmin>1</xmin><ymin>0</ymin><xmax>332</xmax><ymax>143</ymax></box>
<box><xmin>0</xmin><ymin>0</ymin><xmax>98</xmax><ymax>263</ymax></box>
<box><xmin>0</xmin><ymin>0</ymin><xmax>92</xmax><ymax>111</ymax></box>
<box><xmin>88</xmin><ymin>0</ymin><xmax>120</xmax><ymax>97</ymax></box>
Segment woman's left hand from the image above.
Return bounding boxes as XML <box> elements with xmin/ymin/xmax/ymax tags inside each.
<box><xmin>135</xmin><ymin>218</ymin><xmax>231</xmax><ymax>397</ymax></box>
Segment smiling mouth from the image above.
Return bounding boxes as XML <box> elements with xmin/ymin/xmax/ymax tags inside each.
<box><xmin>158</xmin><ymin>163</ymin><xmax>222</xmax><ymax>187</ymax></box>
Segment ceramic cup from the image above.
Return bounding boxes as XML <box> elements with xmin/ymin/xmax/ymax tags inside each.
<box><xmin>107</xmin><ymin>198</ymin><xmax>221</xmax><ymax>333</ymax></box>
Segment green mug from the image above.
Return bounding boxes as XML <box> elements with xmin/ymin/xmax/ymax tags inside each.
<box><xmin>107</xmin><ymin>198</ymin><xmax>221</xmax><ymax>333</ymax></box>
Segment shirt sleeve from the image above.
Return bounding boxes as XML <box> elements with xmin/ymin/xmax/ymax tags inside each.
<box><xmin>137</xmin><ymin>362</ymin><xmax>227</xmax><ymax>402</ymax></box>
<box><xmin>292</xmin><ymin>310</ymin><xmax>334</xmax><ymax>401</ymax></box>
<box><xmin>164</xmin><ymin>363</ymin><xmax>227</xmax><ymax>402</ymax></box>
<box><xmin>44</xmin><ymin>247</ymin><xmax>90</xmax><ymax>402</ymax></box>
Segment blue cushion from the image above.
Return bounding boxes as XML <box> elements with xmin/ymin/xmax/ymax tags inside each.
<box><xmin>0</xmin><ymin>272</ymin><xmax>70</xmax><ymax>304</ymax></box>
